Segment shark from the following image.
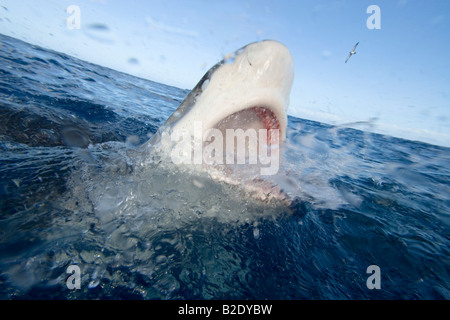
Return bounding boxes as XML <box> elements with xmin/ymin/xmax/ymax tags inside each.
<box><xmin>143</xmin><ymin>40</ymin><xmax>295</xmax><ymax>202</ymax></box>
<box><xmin>149</xmin><ymin>40</ymin><xmax>294</xmax><ymax>145</ymax></box>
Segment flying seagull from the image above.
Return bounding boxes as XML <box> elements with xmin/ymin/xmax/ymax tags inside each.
<box><xmin>345</xmin><ymin>42</ymin><xmax>359</xmax><ymax>63</ymax></box>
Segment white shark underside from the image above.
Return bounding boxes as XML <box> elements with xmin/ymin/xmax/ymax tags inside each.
<box><xmin>143</xmin><ymin>40</ymin><xmax>295</xmax><ymax>202</ymax></box>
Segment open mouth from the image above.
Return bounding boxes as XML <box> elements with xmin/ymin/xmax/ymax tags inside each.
<box><xmin>211</xmin><ymin>106</ymin><xmax>281</xmax><ymax>145</ymax></box>
<box><xmin>199</xmin><ymin>106</ymin><xmax>282</xmax><ymax>173</ymax></box>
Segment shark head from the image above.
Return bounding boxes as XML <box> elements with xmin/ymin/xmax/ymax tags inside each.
<box><xmin>148</xmin><ymin>40</ymin><xmax>294</xmax><ymax>181</ymax></box>
<box><xmin>157</xmin><ymin>40</ymin><xmax>294</xmax><ymax>140</ymax></box>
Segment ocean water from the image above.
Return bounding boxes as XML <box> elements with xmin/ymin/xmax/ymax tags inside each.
<box><xmin>0</xmin><ymin>33</ymin><xmax>449</xmax><ymax>300</ymax></box>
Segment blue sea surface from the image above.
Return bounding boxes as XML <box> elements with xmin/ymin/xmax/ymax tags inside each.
<box><xmin>0</xmin><ymin>33</ymin><xmax>449</xmax><ymax>299</ymax></box>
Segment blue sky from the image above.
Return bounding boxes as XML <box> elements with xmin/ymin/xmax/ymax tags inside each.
<box><xmin>1</xmin><ymin>0</ymin><xmax>449</xmax><ymax>146</ymax></box>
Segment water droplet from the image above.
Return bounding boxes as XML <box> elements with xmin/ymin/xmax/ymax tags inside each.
<box><xmin>62</xmin><ymin>126</ymin><xmax>91</xmax><ymax>148</ymax></box>
<box><xmin>128</xmin><ymin>57</ymin><xmax>139</xmax><ymax>65</ymax></box>
<box><xmin>192</xmin><ymin>179</ymin><xmax>203</xmax><ymax>188</ymax></box>
<box><xmin>201</xmin><ymin>79</ymin><xmax>210</xmax><ymax>91</ymax></box>
<box><xmin>88</xmin><ymin>279</ymin><xmax>100</xmax><ymax>289</ymax></box>
<box><xmin>155</xmin><ymin>255</ymin><xmax>167</xmax><ymax>264</ymax></box>
<box><xmin>253</xmin><ymin>228</ymin><xmax>260</xmax><ymax>239</ymax></box>
<box><xmin>126</xmin><ymin>135</ymin><xmax>140</xmax><ymax>147</ymax></box>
